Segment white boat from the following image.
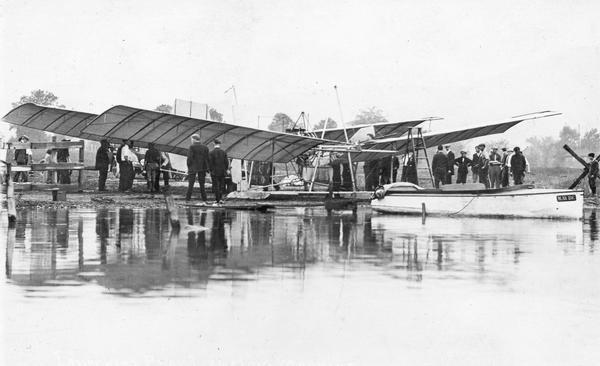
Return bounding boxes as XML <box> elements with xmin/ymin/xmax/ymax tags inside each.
<box><xmin>371</xmin><ymin>182</ymin><xmax>584</xmax><ymax>219</ymax></box>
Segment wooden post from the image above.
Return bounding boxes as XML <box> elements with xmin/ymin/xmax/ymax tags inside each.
<box><xmin>6</xmin><ymin>224</ymin><xmax>15</xmax><ymax>278</ymax></box>
<box><xmin>421</xmin><ymin>202</ymin><xmax>426</xmax><ymax>224</ymax></box>
<box><xmin>248</xmin><ymin>161</ymin><xmax>254</xmax><ymax>189</ymax></box>
<box><xmin>6</xmin><ymin>163</ymin><xmax>17</xmax><ymax>225</ymax></box>
<box><xmin>309</xmin><ymin>151</ymin><xmax>322</xmax><ymax>192</ymax></box>
<box><xmin>78</xmin><ymin>140</ymin><xmax>85</xmax><ymax>191</ymax></box>
<box><xmin>163</xmin><ymin>189</ymin><xmax>180</xmax><ymax>228</ymax></box>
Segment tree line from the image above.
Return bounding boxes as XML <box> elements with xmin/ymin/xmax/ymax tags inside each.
<box><xmin>267</xmin><ymin>106</ymin><xmax>387</xmax><ymax>132</ymax></box>
<box><xmin>526</xmin><ymin>126</ymin><xmax>599</xmax><ymax>168</ymax></box>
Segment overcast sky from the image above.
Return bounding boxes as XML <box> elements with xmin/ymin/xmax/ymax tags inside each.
<box><xmin>1</xmin><ymin>0</ymin><xmax>599</xmax><ymax>144</ymax></box>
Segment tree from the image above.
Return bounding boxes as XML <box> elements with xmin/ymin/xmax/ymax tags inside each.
<box><xmin>209</xmin><ymin>107</ymin><xmax>223</xmax><ymax>122</ymax></box>
<box><xmin>351</xmin><ymin>107</ymin><xmax>387</xmax><ymax>126</ymax></box>
<box><xmin>313</xmin><ymin>118</ymin><xmax>337</xmax><ymax>130</ymax></box>
<box><xmin>12</xmin><ymin>89</ymin><xmax>65</xmax><ymax>109</ymax></box>
<box><xmin>526</xmin><ymin>136</ymin><xmax>562</xmax><ymax>168</ymax></box>
<box><xmin>580</xmin><ymin>128</ymin><xmax>600</xmax><ymax>152</ymax></box>
<box><xmin>558</xmin><ymin>126</ymin><xmax>580</xmax><ymax>148</ymax></box>
<box><xmin>154</xmin><ymin>104</ymin><xmax>172</xmax><ymax>114</ymax></box>
<box><xmin>268</xmin><ymin>113</ymin><xmax>294</xmax><ymax>132</ymax></box>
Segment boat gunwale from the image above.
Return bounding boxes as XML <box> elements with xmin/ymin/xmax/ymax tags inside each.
<box><xmin>382</xmin><ymin>185</ymin><xmax>583</xmax><ymax>197</ymax></box>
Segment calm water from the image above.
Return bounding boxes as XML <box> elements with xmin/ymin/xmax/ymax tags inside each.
<box><xmin>1</xmin><ymin>206</ymin><xmax>599</xmax><ymax>365</ymax></box>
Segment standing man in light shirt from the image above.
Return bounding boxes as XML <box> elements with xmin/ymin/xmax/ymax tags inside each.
<box><xmin>488</xmin><ymin>146</ymin><xmax>502</xmax><ymax>189</ymax></box>
<box><xmin>119</xmin><ymin>140</ymin><xmax>138</xmax><ymax>191</ymax></box>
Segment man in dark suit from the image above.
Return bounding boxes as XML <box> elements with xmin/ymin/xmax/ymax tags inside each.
<box><xmin>588</xmin><ymin>153</ymin><xmax>598</xmax><ymax>196</ymax></box>
<box><xmin>471</xmin><ymin>145</ymin><xmax>481</xmax><ymax>183</ymax></box>
<box><xmin>500</xmin><ymin>147</ymin><xmax>510</xmax><ymax>187</ymax></box>
<box><xmin>445</xmin><ymin>145</ymin><xmax>455</xmax><ymax>184</ymax></box>
<box><xmin>95</xmin><ymin>139</ymin><xmax>113</xmax><ymax>191</ymax></box>
<box><xmin>454</xmin><ymin>150</ymin><xmax>472</xmax><ymax>184</ymax></box>
<box><xmin>432</xmin><ymin>145</ymin><xmax>448</xmax><ymax>189</ymax></box>
<box><xmin>402</xmin><ymin>152</ymin><xmax>418</xmax><ymax>185</ymax></box>
<box><xmin>510</xmin><ymin>146</ymin><xmax>527</xmax><ymax>185</ymax></box>
<box><xmin>144</xmin><ymin>142</ymin><xmax>162</xmax><ymax>192</ymax></box>
<box><xmin>186</xmin><ymin>134</ymin><xmax>210</xmax><ymax>203</ymax></box>
<box><xmin>478</xmin><ymin>144</ymin><xmax>490</xmax><ymax>188</ymax></box>
<box><xmin>209</xmin><ymin>139</ymin><xmax>229</xmax><ymax>204</ymax></box>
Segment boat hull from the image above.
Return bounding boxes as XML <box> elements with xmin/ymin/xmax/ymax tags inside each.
<box><xmin>371</xmin><ymin>188</ymin><xmax>584</xmax><ymax>219</ymax></box>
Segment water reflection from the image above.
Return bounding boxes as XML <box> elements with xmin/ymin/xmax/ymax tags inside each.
<box><xmin>2</xmin><ymin>206</ymin><xmax>598</xmax><ymax>297</ymax></box>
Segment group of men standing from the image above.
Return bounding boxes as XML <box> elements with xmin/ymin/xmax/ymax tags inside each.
<box><xmin>95</xmin><ymin>139</ymin><xmax>172</xmax><ymax>192</ymax></box>
<box><xmin>12</xmin><ymin>134</ymin><xmax>72</xmax><ymax>184</ymax></box>
<box><xmin>186</xmin><ymin>134</ymin><xmax>229</xmax><ymax>205</ymax></box>
<box><xmin>432</xmin><ymin>144</ymin><xmax>529</xmax><ymax>189</ymax></box>
<box><xmin>94</xmin><ymin>135</ymin><xmax>230</xmax><ymax>203</ymax></box>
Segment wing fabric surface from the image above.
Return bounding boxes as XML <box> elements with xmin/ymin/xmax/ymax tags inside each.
<box><xmin>353</xmin><ymin>112</ymin><xmax>560</xmax><ymax>162</ymax></box>
<box><xmin>312</xmin><ymin>118</ymin><xmax>434</xmax><ymax>141</ymax></box>
<box><xmin>2</xmin><ymin>103</ymin><xmax>98</xmax><ymax>139</ymax></box>
<box><xmin>81</xmin><ymin>105</ymin><xmax>329</xmax><ymax>163</ymax></box>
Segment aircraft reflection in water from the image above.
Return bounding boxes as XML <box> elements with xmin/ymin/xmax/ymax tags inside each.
<box><xmin>3</xmin><ymin>207</ymin><xmax>598</xmax><ymax>297</ymax></box>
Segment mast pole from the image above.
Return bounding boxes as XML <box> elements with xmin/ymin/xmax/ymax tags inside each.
<box><xmin>334</xmin><ymin>85</ymin><xmax>356</xmax><ymax>192</ymax></box>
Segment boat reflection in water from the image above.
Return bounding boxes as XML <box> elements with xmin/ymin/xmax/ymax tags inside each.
<box><xmin>3</xmin><ymin>207</ymin><xmax>597</xmax><ymax>297</ymax></box>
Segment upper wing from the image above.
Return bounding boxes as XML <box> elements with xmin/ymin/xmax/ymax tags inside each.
<box><xmin>82</xmin><ymin>105</ymin><xmax>332</xmax><ymax>163</ymax></box>
<box><xmin>3</xmin><ymin>104</ymin><xmax>333</xmax><ymax>163</ymax></box>
<box><xmin>2</xmin><ymin>103</ymin><xmax>98</xmax><ymax>138</ymax></box>
<box><xmin>352</xmin><ymin>111</ymin><xmax>561</xmax><ymax>161</ymax></box>
<box><xmin>311</xmin><ymin>118</ymin><xmax>438</xmax><ymax>141</ymax></box>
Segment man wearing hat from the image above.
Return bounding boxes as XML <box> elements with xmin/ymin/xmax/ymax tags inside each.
<box><xmin>95</xmin><ymin>139</ymin><xmax>113</xmax><ymax>191</ymax></box>
<box><xmin>209</xmin><ymin>139</ymin><xmax>229</xmax><ymax>205</ymax></box>
<box><xmin>445</xmin><ymin>145</ymin><xmax>455</xmax><ymax>184</ymax></box>
<box><xmin>454</xmin><ymin>150</ymin><xmax>472</xmax><ymax>184</ymax></box>
<box><xmin>588</xmin><ymin>153</ymin><xmax>598</xmax><ymax>196</ymax></box>
<box><xmin>186</xmin><ymin>134</ymin><xmax>210</xmax><ymax>203</ymax></box>
<box><xmin>432</xmin><ymin>145</ymin><xmax>448</xmax><ymax>188</ymax></box>
<box><xmin>478</xmin><ymin>144</ymin><xmax>490</xmax><ymax>188</ymax></box>
<box><xmin>500</xmin><ymin>147</ymin><xmax>510</xmax><ymax>187</ymax></box>
<box><xmin>144</xmin><ymin>142</ymin><xmax>162</xmax><ymax>192</ymax></box>
<box><xmin>510</xmin><ymin>146</ymin><xmax>527</xmax><ymax>185</ymax></box>
<box><xmin>471</xmin><ymin>145</ymin><xmax>481</xmax><ymax>183</ymax></box>
<box><xmin>13</xmin><ymin>135</ymin><xmax>32</xmax><ymax>182</ymax></box>
<box><xmin>488</xmin><ymin>146</ymin><xmax>502</xmax><ymax>189</ymax></box>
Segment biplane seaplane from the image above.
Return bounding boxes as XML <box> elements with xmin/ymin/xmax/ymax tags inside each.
<box><xmin>2</xmin><ymin>103</ymin><xmax>563</xmax><ymax>199</ymax></box>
